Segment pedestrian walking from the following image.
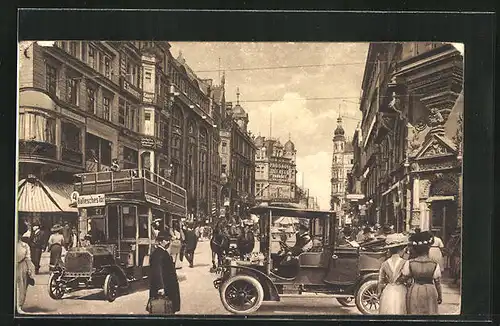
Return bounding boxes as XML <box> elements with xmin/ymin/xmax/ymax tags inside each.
<box><xmin>47</xmin><ymin>224</ymin><xmax>65</xmax><ymax>271</ymax></box>
<box><xmin>28</xmin><ymin>220</ymin><xmax>45</xmax><ymax>274</ymax></box>
<box><xmin>378</xmin><ymin>233</ymin><xmax>409</xmax><ymax>314</ymax></box>
<box><xmin>428</xmin><ymin>231</ymin><xmax>445</xmax><ymax>272</ymax></box>
<box><xmin>148</xmin><ymin>230</ymin><xmax>181</xmax><ymax>314</ymax></box>
<box><xmin>17</xmin><ymin>222</ymin><xmax>35</xmax><ymax>312</ymax></box>
<box><xmin>169</xmin><ymin>221</ymin><xmax>184</xmax><ymax>269</ymax></box>
<box><xmin>402</xmin><ymin>230</ymin><xmax>443</xmax><ymax>315</ymax></box>
<box><xmin>237</xmin><ymin>225</ymin><xmax>255</xmax><ymax>260</ymax></box>
<box><xmin>70</xmin><ymin>227</ymin><xmax>78</xmax><ymax>249</ymax></box>
<box><xmin>184</xmin><ymin>224</ymin><xmax>198</xmax><ymax>268</ymax></box>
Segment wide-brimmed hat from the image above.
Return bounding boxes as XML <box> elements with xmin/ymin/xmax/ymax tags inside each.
<box><xmin>409</xmin><ymin>230</ymin><xmax>434</xmax><ymax>246</ymax></box>
<box><xmin>31</xmin><ymin>220</ymin><xmax>41</xmax><ymax>227</ymax></box>
<box><xmin>156</xmin><ymin>230</ymin><xmax>172</xmax><ymax>242</ymax></box>
<box><xmin>51</xmin><ymin>224</ymin><xmax>63</xmax><ymax>232</ymax></box>
<box><xmin>384</xmin><ymin>233</ymin><xmax>409</xmax><ymax>249</ymax></box>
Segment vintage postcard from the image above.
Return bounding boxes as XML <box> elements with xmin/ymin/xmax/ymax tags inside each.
<box><xmin>16</xmin><ymin>41</ymin><xmax>462</xmax><ymax>316</ymax></box>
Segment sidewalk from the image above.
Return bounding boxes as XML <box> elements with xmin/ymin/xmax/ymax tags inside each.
<box><xmin>439</xmin><ymin>276</ymin><xmax>461</xmax><ymax>314</ymax></box>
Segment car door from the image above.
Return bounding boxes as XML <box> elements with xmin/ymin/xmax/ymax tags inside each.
<box><xmin>323</xmin><ymin>247</ymin><xmax>360</xmax><ymax>284</ymax></box>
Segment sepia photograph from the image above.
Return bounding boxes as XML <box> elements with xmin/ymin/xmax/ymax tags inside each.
<box><xmin>16</xmin><ymin>40</ymin><xmax>463</xmax><ymax>316</ymax></box>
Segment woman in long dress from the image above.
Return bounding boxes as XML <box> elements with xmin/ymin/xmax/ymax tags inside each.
<box><xmin>378</xmin><ymin>233</ymin><xmax>409</xmax><ymax>314</ymax></box>
<box><xmin>428</xmin><ymin>231</ymin><xmax>445</xmax><ymax>272</ymax></box>
<box><xmin>17</xmin><ymin>222</ymin><xmax>35</xmax><ymax>312</ymax></box>
<box><xmin>47</xmin><ymin>224</ymin><xmax>65</xmax><ymax>271</ymax></box>
<box><xmin>402</xmin><ymin>231</ymin><xmax>443</xmax><ymax>315</ymax></box>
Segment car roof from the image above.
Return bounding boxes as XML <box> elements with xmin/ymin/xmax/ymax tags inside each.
<box><xmin>249</xmin><ymin>204</ymin><xmax>335</xmax><ymax>219</ymax></box>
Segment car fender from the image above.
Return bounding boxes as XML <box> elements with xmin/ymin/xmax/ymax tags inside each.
<box><xmin>101</xmin><ymin>265</ymin><xmax>129</xmax><ymax>287</ymax></box>
<box><xmin>228</xmin><ymin>265</ymin><xmax>280</xmax><ymax>301</ymax></box>
<box><xmin>356</xmin><ymin>272</ymin><xmax>379</xmax><ymax>290</ymax></box>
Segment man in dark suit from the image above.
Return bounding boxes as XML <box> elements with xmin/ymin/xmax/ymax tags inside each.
<box><xmin>183</xmin><ymin>224</ymin><xmax>198</xmax><ymax>268</ymax></box>
<box><xmin>149</xmin><ymin>230</ymin><xmax>181</xmax><ymax>314</ymax></box>
<box><xmin>29</xmin><ymin>221</ymin><xmax>45</xmax><ymax>274</ymax></box>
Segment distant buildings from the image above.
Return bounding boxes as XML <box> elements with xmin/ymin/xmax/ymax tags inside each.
<box><xmin>219</xmin><ymin>91</ymin><xmax>257</xmax><ymax>220</ymax></box>
<box><xmin>330</xmin><ymin>116</ymin><xmax>354</xmax><ymax>224</ymax></box>
<box><xmin>347</xmin><ymin>42</ymin><xmax>463</xmax><ymax>244</ymax></box>
<box><xmin>253</xmin><ymin>136</ymin><xmax>297</xmax><ymax>203</ymax></box>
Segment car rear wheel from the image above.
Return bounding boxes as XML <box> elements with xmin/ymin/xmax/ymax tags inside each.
<box><xmin>103</xmin><ymin>274</ymin><xmax>119</xmax><ymax>302</ymax></box>
<box><xmin>355</xmin><ymin>279</ymin><xmax>380</xmax><ymax>314</ymax></box>
<box><xmin>337</xmin><ymin>297</ymin><xmax>355</xmax><ymax>307</ymax></box>
<box><xmin>48</xmin><ymin>272</ymin><xmax>65</xmax><ymax>300</ymax></box>
<box><xmin>220</xmin><ymin>275</ymin><xmax>264</xmax><ymax>314</ymax></box>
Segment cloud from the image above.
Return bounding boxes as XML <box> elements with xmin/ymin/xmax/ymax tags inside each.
<box><xmin>296</xmin><ymin>151</ymin><xmax>332</xmax><ymax>210</ymax></box>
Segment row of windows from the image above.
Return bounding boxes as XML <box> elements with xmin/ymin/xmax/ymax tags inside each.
<box><xmin>168</xmin><ymin>65</ymin><xmax>209</xmax><ymax>113</ymax></box>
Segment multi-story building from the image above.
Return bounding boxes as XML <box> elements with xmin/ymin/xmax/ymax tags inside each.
<box><xmin>219</xmin><ymin>91</ymin><xmax>256</xmax><ymax>220</ymax></box>
<box><xmin>330</xmin><ymin>116</ymin><xmax>354</xmax><ymax>224</ymax></box>
<box><xmin>17</xmin><ymin>41</ymin><xmax>222</xmax><ymax>230</ymax></box>
<box><xmin>350</xmin><ymin>42</ymin><xmax>463</xmax><ymax>244</ymax></box>
<box><xmin>253</xmin><ymin>136</ymin><xmax>297</xmax><ymax>203</ymax></box>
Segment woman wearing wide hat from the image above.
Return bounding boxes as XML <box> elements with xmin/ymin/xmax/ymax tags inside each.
<box><xmin>46</xmin><ymin>224</ymin><xmax>65</xmax><ymax>271</ymax></box>
<box><xmin>401</xmin><ymin>230</ymin><xmax>443</xmax><ymax>314</ymax></box>
<box><xmin>377</xmin><ymin>233</ymin><xmax>409</xmax><ymax>314</ymax></box>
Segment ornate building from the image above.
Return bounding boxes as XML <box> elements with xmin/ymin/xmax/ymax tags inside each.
<box><xmin>350</xmin><ymin>42</ymin><xmax>463</xmax><ymax>244</ymax></box>
<box><xmin>17</xmin><ymin>41</ymin><xmax>222</xmax><ymax>228</ymax></box>
<box><xmin>253</xmin><ymin>135</ymin><xmax>297</xmax><ymax>203</ymax></box>
<box><xmin>219</xmin><ymin>90</ymin><xmax>257</xmax><ymax>220</ymax></box>
<box><xmin>330</xmin><ymin>116</ymin><xmax>354</xmax><ymax>223</ymax></box>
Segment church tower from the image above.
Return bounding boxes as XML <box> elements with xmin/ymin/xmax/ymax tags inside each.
<box><xmin>331</xmin><ymin>115</ymin><xmax>346</xmax><ymax>212</ymax></box>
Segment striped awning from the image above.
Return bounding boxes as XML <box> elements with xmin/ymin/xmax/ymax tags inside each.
<box><xmin>17</xmin><ymin>178</ymin><xmax>77</xmax><ymax>213</ymax></box>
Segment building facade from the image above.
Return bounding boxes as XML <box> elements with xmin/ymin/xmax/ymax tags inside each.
<box><xmin>219</xmin><ymin>94</ymin><xmax>256</xmax><ymax>220</ymax></box>
<box><xmin>330</xmin><ymin>116</ymin><xmax>354</xmax><ymax>224</ymax></box>
<box><xmin>253</xmin><ymin>136</ymin><xmax>297</xmax><ymax>203</ymax></box>
<box><xmin>17</xmin><ymin>41</ymin><xmax>223</xmax><ymax>228</ymax></box>
<box><xmin>350</xmin><ymin>42</ymin><xmax>463</xmax><ymax>244</ymax></box>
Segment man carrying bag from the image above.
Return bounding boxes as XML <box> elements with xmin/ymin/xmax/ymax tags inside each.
<box><xmin>147</xmin><ymin>231</ymin><xmax>181</xmax><ymax>315</ymax></box>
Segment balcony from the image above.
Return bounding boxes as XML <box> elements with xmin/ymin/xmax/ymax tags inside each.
<box><xmin>61</xmin><ymin>148</ymin><xmax>83</xmax><ymax>165</ymax></box>
<box><xmin>19</xmin><ymin>140</ymin><xmax>57</xmax><ymax>160</ymax></box>
<box><xmin>73</xmin><ymin>169</ymin><xmax>187</xmax><ymax>216</ymax></box>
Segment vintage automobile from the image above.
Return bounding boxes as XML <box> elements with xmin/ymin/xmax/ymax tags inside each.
<box><xmin>213</xmin><ymin>204</ymin><xmax>386</xmax><ymax>315</ymax></box>
<box><xmin>48</xmin><ymin>168</ymin><xmax>187</xmax><ymax>302</ymax></box>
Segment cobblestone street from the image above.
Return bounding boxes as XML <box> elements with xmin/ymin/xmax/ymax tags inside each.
<box><xmin>20</xmin><ymin>241</ymin><xmax>460</xmax><ymax>316</ymax></box>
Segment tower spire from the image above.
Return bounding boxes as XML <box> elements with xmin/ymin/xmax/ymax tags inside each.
<box><xmin>236</xmin><ymin>87</ymin><xmax>240</xmax><ymax>105</ymax></box>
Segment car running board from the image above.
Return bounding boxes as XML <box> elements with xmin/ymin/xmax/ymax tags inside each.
<box><xmin>269</xmin><ymin>271</ymin><xmax>296</xmax><ymax>281</ymax></box>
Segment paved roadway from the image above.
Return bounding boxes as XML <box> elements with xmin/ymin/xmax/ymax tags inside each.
<box><xmin>21</xmin><ymin>240</ymin><xmax>459</xmax><ymax>316</ymax></box>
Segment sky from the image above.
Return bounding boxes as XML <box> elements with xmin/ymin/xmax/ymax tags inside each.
<box><xmin>170</xmin><ymin>42</ymin><xmax>369</xmax><ymax>210</ymax></box>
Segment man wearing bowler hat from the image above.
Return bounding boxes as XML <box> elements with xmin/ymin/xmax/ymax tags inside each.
<box><xmin>29</xmin><ymin>220</ymin><xmax>45</xmax><ymax>274</ymax></box>
<box><xmin>149</xmin><ymin>230</ymin><xmax>181</xmax><ymax>314</ymax></box>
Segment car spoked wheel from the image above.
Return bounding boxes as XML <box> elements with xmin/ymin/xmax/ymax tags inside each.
<box><xmin>103</xmin><ymin>274</ymin><xmax>119</xmax><ymax>302</ymax></box>
<box><xmin>355</xmin><ymin>279</ymin><xmax>380</xmax><ymax>314</ymax></box>
<box><xmin>220</xmin><ymin>275</ymin><xmax>264</xmax><ymax>314</ymax></box>
<box><xmin>48</xmin><ymin>273</ymin><xmax>65</xmax><ymax>300</ymax></box>
<box><xmin>337</xmin><ymin>297</ymin><xmax>355</xmax><ymax>307</ymax></box>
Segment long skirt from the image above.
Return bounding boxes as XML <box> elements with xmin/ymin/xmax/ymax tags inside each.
<box><xmin>49</xmin><ymin>244</ymin><xmax>63</xmax><ymax>270</ymax></box>
<box><xmin>406</xmin><ymin>283</ymin><xmax>439</xmax><ymax>315</ymax></box>
<box><xmin>379</xmin><ymin>283</ymin><xmax>407</xmax><ymax>314</ymax></box>
<box><xmin>17</xmin><ymin>261</ymin><xmax>29</xmax><ymax>310</ymax></box>
<box><xmin>428</xmin><ymin>247</ymin><xmax>444</xmax><ymax>272</ymax></box>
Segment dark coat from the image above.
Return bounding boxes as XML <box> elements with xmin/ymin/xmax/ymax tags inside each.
<box><xmin>184</xmin><ymin>230</ymin><xmax>198</xmax><ymax>251</ymax></box>
<box><xmin>149</xmin><ymin>246</ymin><xmax>181</xmax><ymax>313</ymax></box>
<box><xmin>237</xmin><ymin>231</ymin><xmax>255</xmax><ymax>255</ymax></box>
<box><xmin>30</xmin><ymin>229</ymin><xmax>46</xmax><ymax>249</ymax></box>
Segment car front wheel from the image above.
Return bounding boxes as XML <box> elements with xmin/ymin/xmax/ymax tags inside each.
<box><xmin>355</xmin><ymin>279</ymin><xmax>380</xmax><ymax>314</ymax></box>
<box><xmin>48</xmin><ymin>272</ymin><xmax>65</xmax><ymax>300</ymax></box>
<box><xmin>220</xmin><ymin>274</ymin><xmax>264</xmax><ymax>314</ymax></box>
<box><xmin>103</xmin><ymin>274</ymin><xmax>119</xmax><ymax>302</ymax></box>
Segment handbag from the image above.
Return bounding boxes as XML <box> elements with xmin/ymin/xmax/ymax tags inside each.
<box><xmin>146</xmin><ymin>295</ymin><xmax>173</xmax><ymax>315</ymax></box>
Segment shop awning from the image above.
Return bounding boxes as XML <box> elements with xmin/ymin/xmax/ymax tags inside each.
<box><xmin>17</xmin><ymin>178</ymin><xmax>78</xmax><ymax>213</ymax></box>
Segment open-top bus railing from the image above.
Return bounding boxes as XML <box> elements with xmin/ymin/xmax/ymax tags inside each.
<box><xmin>73</xmin><ymin>169</ymin><xmax>187</xmax><ymax>213</ymax></box>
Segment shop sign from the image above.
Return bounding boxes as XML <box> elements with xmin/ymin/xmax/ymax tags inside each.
<box><xmin>141</xmin><ymin>137</ymin><xmax>155</xmax><ymax>148</ymax></box>
<box><xmin>77</xmin><ymin>194</ymin><xmax>105</xmax><ymax>208</ymax></box>
<box><xmin>143</xmin><ymin>92</ymin><xmax>155</xmax><ymax>104</ymax></box>
<box><xmin>121</xmin><ymin>77</ymin><xmax>142</xmax><ymax>100</ymax></box>
<box><xmin>145</xmin><ymin>194</ymin><xmax>161</xmax><ymax>205</ymax></box>
<box><xmin>61</xmin><ymin>108</ymin><xmax>86</xmax><ymax>123</ymax></box>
